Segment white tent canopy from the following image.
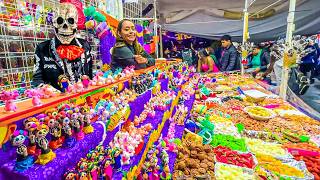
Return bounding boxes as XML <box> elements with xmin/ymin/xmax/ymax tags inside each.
<box><xmin>155</xmin><ymin>0</ymin><xmax>320</xmax><ymax>41</ymax></box>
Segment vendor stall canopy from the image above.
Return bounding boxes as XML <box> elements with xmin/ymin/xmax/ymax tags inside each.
<box><xmin>157</xmin><ymin>0</ymin><xmax>320</xmax><ymax>42</ymax></box>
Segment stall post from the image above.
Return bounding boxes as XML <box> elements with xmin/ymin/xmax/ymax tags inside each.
<box><xmin>241</xmin><ymin>0</ymin><xmax>249</xmax><ymax>75</ymax></box>
<box><xmin>279</xmin><ymin>0</ymin><xmax>296</xmax><ymax>99</ymax></box>
<box><xmin>153</xmin><ymin>0</ymin><xmax>159</xmax><ymax>59</ymax></box>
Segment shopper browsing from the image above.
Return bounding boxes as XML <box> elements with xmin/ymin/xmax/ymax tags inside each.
<box><xmin>219</xmin><ymin>35</ymin><xmax>240</xmax><ymax>72</ymax></box>
<box><xmin>245</xmin><ymin>44</ymin><xmax>270</xmax><ymax>76</ymax></box>
<box><xmin>111</xmin><ymin>19</ymin><xmax>155</xmax><ymax>71</ymax></box>
<box><xmin>197</xmin><ymin>49</ymin><xmax>219</xmax><ymax>73</ymax></box>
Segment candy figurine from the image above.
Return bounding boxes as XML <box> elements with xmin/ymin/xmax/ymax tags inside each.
<box><xmin>71</xmin><ymin>115</ymin><xmax>84</xmax><ymax>140</ymax></box>
<box><xmin>25</xmin><ymin>89</ymin><xmax>42</xmax><ymax>106</ymax></box>
<box><xmin>58</xmin><ymin>75</ymin><xmax>70</xmax><ymax>94</ymax></box>
<box><xmin>81</xmin><ymin>75</ymin><xmax>90</xmax><ymax>89</ymax></box>
<box><xmin>10</xmin><ymin>130</ymin><xmax>34</xmax><ymax>172</ymax></box>
<box><xmin>64</xmin><ymin>169</ymin><xmax>79</xmax><ymax>180</ymax></box>
<box><xmin>62</xmin><ymin>117</ymin><xmax>76</xmax><ymax>148</ymax></box>
<box><xmin>35</xmin><ymin>124</ymin><xmax>56</xmax><ymax>165</ymax></box>
<box><xmin>81</xmin><ymin>107</ymin><xmax>94</xmax><ymax>134</ymax></box>
<box><xmin>23</xmin><ymin>117</ymin><xmax>39</xmax><ymax>155</ymax></box>
<box><xmin>112</xmin><ymin>148</ymin><xmax>122</xmax><ymax>170</ymax></box>
<box><xmin>45</xmin><ymin>116</ymin><xmax>63</xmax><ymax>149</ymax></box>
<box><xmin>102</xmin><ymin>158</ymin><xmax>113</xmax><ymax>180</ymax></box>
<box><xmin>0</xmin><ymin>90</ymin><xmax>19</xmax><ymax>112</ymax></box>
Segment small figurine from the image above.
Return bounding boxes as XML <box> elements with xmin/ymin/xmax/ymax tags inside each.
<box><xmin>10</xmin><ymin>130</ymin><xmax>34</xmax><ymax>172</ymax></box>
<box><xmin>23</xmin><ymin>117</ymin><xmax>39</xmax><ymax>155</ymax></box>
<box><xmin>62</xmin><ymin>117</ymin><xmax>76</xmax><ymax>148</ymax></box>
<box><xmin>25</xmin><ymin>89</ymin><xmax>42</xmax><ymax>106</ymax></box>
<box><xmin>35</xmin><ymin>124</ymin><xmax>56</xmax><ymax>165</ymax></box>
<box><xmin>112</xmin><ymin>148</ymin><xmax>122</xmax><ymax>170</ymax></box>
<box><xmin>64</xmin><ymin>168</ymin><xmax>79</xmax><ymax>180</ymax></box>
<box><xmin>71</xmin><ymin>114</ymin><xmax>84</xmax><ymax>140</ymax></box>
<box><xmin>58</xmin><ymin>75</ymin><xmax>70</xmax><ymax>94</ymax></box>
<box><xmin>0</xmin><ymin>90</ymin><xmax>19</xmax><ymax>112</ymax></box>
<box><xmin>102</xmin><ymin>158</ymin><xmax>113</xmax><ymax>180</ymax></box>
<box><xmin>80</xmin><ymin>107</ymin><xmax>94</xmax><ymax>134</ymax></box>
<box><xmin>45</xmin><ymin>116</ymin><xmax>63</xmax><ymax>149</ymax></box>
<box><xmin>91</xmin><ymin>71</ymin><xmax>105</xmax><ymax>86</ymax></box>
<box><xmin>81</xmin><ymin>75</ymin><xmax>90</xmax><ymax>89</ymax></box>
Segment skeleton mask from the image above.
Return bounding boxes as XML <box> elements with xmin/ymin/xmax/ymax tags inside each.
<box><xmin>53</xmin><ymin>3</ymin><xmax>78</xmax><ymax>44</ymax></box>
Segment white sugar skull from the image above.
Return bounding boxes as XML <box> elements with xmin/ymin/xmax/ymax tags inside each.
<box><xmin>53</xmin><ymin>3</ymin><xmax>78</xmax><ymax>44</ymax></box>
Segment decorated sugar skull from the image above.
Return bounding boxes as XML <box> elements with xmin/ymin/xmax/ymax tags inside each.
<box><xmin>53</xmin><ymin>3</ymin><xmax>78</xmax><ymax>44</ymax></box>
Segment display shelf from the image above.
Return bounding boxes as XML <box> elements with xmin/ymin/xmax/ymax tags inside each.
<box><xmin>0</xmin><ymin>62</ymin><xmax>170</xmax><ymax>126</ymax></box>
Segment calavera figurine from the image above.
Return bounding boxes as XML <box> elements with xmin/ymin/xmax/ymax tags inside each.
<box><xmin>53</xmin><ymin>3</ymin><xmax>78</xmax><ymax>44</ymax></box>
<box><xmin>10</xmin><ymin>130</ymin><xmax>34</xmax><ymax>172</ymax></box>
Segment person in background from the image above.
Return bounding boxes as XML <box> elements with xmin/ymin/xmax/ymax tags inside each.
<box><xmin>245</xmin><ymin>44</ymin><xmax>270</xmax><ymax>76</ymax></box>
<box><xmin>197</xmin><ymin>49</ymin><xmax>219</xmax><ymax>73</ymax></box>
<box><xmin>206</xmin><ymin>46</ymin><xmax>219</xmax><ymax>68</ymax></box>
<box><xmin>219</xmin><ymin>35</ymin><xmax>240</xmax><ymax>72</ymax></box>
<box><xmin>169</xmin><ymin>45</ymin><xmax>182</xmax><ymax>59</ymax></box>
<box><xmin>299</xmin><ymin>39</ymin><xmax>319</xmax><ymax>84</ymax></box>
<box><xmin>111</xmin><ymin>19</ymin><xmax>155</xmax><ymax>71</ymax></box>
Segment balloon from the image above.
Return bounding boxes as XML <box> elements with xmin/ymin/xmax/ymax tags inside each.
<box><xmin>84</xmin><ymin>6</ymin><xmax>96</xmax><ymax>17</ymax></box>
<box><xmin>93</xmin><ymin>11</ymin><xmax>106</xmax><ymax>22</ymax></box>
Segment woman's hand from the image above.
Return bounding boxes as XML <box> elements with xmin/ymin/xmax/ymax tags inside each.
<box><xmin>134</xmin><ymin>55</ymin><xmax>148</xmax><ymax>64</ymax></box>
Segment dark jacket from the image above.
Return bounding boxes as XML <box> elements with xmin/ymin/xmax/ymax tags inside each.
<box><xmin>301</xmin><ymin>44</ymin><xmax>319</xmax><ymax>64</ymax></box>
<box><xmin>32</xmin><ymin>38</ymin><xmax>92</xmax><ymax>91</ymax></box>
<box><xmin>111</xmin><ymin>43</ymin><xmax>155</xmax><ymax>71</ymax></box>
<box><xmin>247</xmin><ymin>50</ymin><xmax>270</xmax><ymax>71</ymax></box>
<box><xmin>219</xmin><ymin>44</ymin><xmax>240</xmax><ymax>71</ymax></box>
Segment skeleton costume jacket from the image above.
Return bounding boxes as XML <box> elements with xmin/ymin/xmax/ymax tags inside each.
<box><xmin>32</xmin><ymin>37</ymin><xmax>92</xmax><ymax>91</ymax></box>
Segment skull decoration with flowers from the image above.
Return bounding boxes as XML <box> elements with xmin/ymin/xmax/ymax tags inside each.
<box><xmin>53</xmin><ymin>3</ymin><xmax>78</xmax><ymax>44</ymax></box>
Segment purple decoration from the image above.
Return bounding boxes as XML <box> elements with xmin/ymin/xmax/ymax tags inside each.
<box><xmin>128</xmin><ymin>90</ymin><xmax>152</xmax><ymax>121</ymax></box>
<box><xmin>0</xmin><ymin>123</ymin><xmax>104</xmax><ymax>180</ymax></box>
<box><xmin>135</xmin><ymin>24</ymin><xmax>144</xmax><ymax>46</ymax></box>
<box><xmin>99</xmin><ymin>28</ymin><xmax>116</xmax><ymax>64</ymax></box>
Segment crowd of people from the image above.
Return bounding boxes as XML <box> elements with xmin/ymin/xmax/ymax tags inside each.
<box><xmin>164</xmin><ymin>34</ymin><xmax>320</xmax><ymax>95</ymax></box>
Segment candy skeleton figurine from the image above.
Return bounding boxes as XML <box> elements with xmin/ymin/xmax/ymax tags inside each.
<box><xmin>80</xmin><ymin>106</ymin><xmax>94</xmax><ymax>134</ymax></box>
<box><xmin>10</xmin><ymin>130</ymin><xmax>34</xmax><ymax>172</ymax></box>
<box><xmin>35</xmin><ymin>124</ymin><xmax>56</xmax><ymax>165</ymax></box>
<box><xmin>58</xmin><ymin>75</ymin><xmax>70</xmax><ymax>94</ymax></box>
<box><xmin>71</xmin><ymin>113</ymin><xmax>84</xmax><ymax>140</ymax></box>
<box><xmin>23</xmin><ymin>117</ymin><xmax>39</xmax><ymax>155</ymax></box>
<box><xmin>45</xmin><ymin>116</ymin><xmax>63</xmax><ymax>149</ymax></box>
<box><xmin>62</xmin><ymin>117</ymin><xmax>76</xmax><ymax>148</ymax></box>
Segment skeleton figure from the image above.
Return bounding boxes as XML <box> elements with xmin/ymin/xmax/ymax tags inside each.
<box><xmin>32</xmin><ymin>1</ymin><xmax>92</xmax><ymax>91</ymax></box>
<box><xmin>53</xmin><ymin>3</ymin><xmax>78</xmax><ymax>44</ymax></box>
